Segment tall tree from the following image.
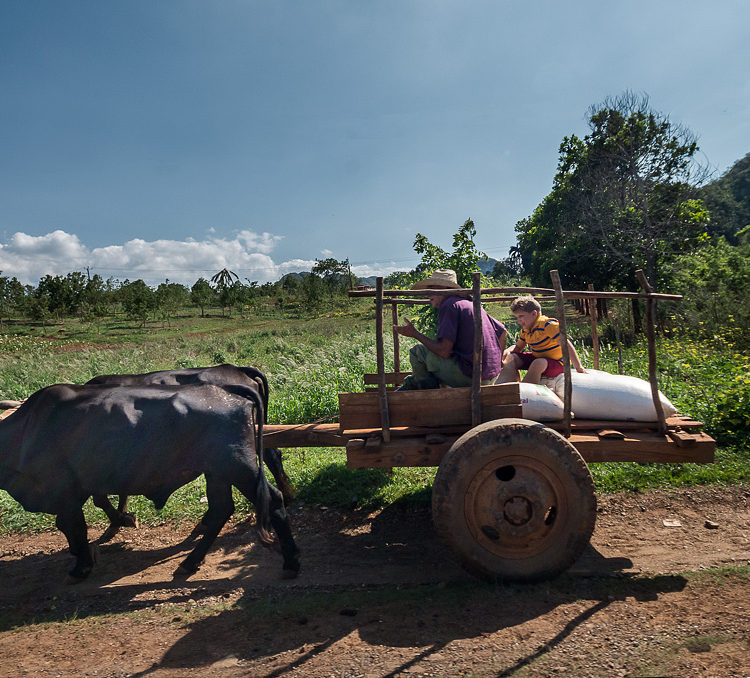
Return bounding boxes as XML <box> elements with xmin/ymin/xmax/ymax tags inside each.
<box><xmin>516</xmin><ymin>92</ymin><xmax>710</xmax><ymax>288</ymax></box>
<box><xmin>413</xmin><ymin>218</ymin><xmax>485</xmax><ymax>288</ymax></box>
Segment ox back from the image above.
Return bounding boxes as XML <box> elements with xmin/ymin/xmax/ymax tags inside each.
<box><xmin>0</xmin><ymin>382</ymin><xmax>299</xmax><ymax>581</ymax></box>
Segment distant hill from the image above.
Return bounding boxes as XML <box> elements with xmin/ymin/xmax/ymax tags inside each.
<box><xmin>700</xmin><ymin>152</ymin><xmax>750</xmax><ymax>242</ymax></box>
<box><xmin>280</xmin><ymin>257</ymin><xmax>499</xmax><ymax>288</ymax></box>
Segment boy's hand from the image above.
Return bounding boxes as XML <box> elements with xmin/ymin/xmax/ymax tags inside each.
<box><xmin>395</xmin><ymin>319</ymin><xmax>418</xmax><ymax>338</ymax></box>
<box><xmin>575</xmin><ymin>366</ymin><xmax>588</xmax><ymax>374</ymax></box>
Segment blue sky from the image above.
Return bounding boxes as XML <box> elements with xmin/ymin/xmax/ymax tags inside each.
<box><xmin>1</xmin><ymin>1</ymin><xmax>748</xmax><ymax>286</ymax></box>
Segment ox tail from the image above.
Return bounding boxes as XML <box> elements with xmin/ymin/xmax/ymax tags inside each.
<box><xmin>221</xmin><ymin>383</ymin><xmax>274</xmax><ymax>543</ymax></box>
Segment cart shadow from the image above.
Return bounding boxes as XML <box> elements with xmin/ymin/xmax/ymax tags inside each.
<box><xmin>137</xmin><ymin>570</ymin><xmax>687</xmax><ymax>677</ymax></box>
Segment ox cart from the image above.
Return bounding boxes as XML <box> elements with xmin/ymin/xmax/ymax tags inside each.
<box><xmin>261</xmin><ymin>270</ymin><xmax>715</xmax><ymax>583</ymax></box>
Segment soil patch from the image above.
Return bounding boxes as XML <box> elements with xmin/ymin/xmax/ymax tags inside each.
<box><xmin>1</xmin><ymin>485</ymin><xmax>748</xmax><ymax>677</ymax></box>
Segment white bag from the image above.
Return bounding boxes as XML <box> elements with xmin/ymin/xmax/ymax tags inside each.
<box><xmin>542</xmin><ymin>369</ymin><xmax>676</xmax><ymax>422</ymax></box>
<box><xmin>519</xmin><ymin>383</ymin><xmax>565</xmax><ymax>421</ymax></box>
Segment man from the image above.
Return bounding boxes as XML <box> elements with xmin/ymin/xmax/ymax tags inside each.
<box><xmin>395</xmin><ymin>269</ymin><xmax>507</xmax><ymax>390</ymax></box>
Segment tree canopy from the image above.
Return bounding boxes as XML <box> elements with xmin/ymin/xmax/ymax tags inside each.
<box><xmin>515</xmin><ymin>92</ymin><xmax>710</xmax><ymax>289</ymax></box>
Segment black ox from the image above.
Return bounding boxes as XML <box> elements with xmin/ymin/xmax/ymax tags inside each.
<box><xmin>0</xmin><ymin>381</ymin><xmax>300</xmax><ymax>581</ymax></box>
<box><xmin>85</xmin><ymin>364</ymin><xmax>294</xmax><ymax>541</ymax></box>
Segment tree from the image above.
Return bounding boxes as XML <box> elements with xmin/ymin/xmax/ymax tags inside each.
<box><xmin>515</xmin><ymin>92</ymin><xmax>711</xmax><ymax>289</ymax></box>
<box><xmin>0</xmin><ymin>273</ymin><xmax>24</xmax><ymax>327</ymax></box>
<box><xmin>413</xmin><ymin>218</ymin><xmax>485</xmax><ymax>288</ymax></box>
<box><xmin>155</xmin><ymin>281</ymin><xmax>189</xmax><ymax>326</ymax></box>
<box><xmin>312</xmin><ymin>258</ymin><xmax>350</xmax><ymax>298</ymax></box>
<box><xmin>120</xmin><ymin>280</ymin><xmax>156</xmax><ymax>327</ymax></box>
<box><xmin>191</xmin><ymin>278</ymin><xmax>214</xmax><ymax>317</ymax></box>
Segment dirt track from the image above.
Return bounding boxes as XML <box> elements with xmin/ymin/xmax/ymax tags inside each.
<box><xmin>1</xmin><ymin>485</ymin><xmax>749</xmax><ymax>677</ymax></box>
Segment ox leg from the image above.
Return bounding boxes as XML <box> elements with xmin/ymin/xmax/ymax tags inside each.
<box><xmin>264</xmin><ymin>447</ymin><xmax>296</xmax><ymax>505</ymax></box>
<box><xmin>56</xmin><ymin>506</ymin><xmax>96</xmax><ymax>581</ymax></box>
<box><xmin>92</xmin><ymin>494</ymin><xmax>138</xmax><ymax>543</ymax></box>
<box><xmin>177</xmin><ymin>477</ymin><xmax>234</xmax><ymax>575</ymax></box>
<box><xmin>236</xmin><ymin>475</ymin><xmax>300</xmax><ymax>579</ymax></box>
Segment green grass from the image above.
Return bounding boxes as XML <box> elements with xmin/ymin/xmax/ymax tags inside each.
<box><xmin>0</xmin><ymin>304</ymin><xmax>748</xmax><ymax>534</ymax></box>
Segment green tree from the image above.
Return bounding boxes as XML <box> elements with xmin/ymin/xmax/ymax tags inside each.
<box><xmin>516</xmin><ymin>92</ymin><xmax>710</xmax><ymax>289</ymax></box>
<box><xmin>666</xmin><ymin>236</ymin><xmax>750</xmax><ymax>341</ymax></box>
<box><xmin>155</xmin><ymin>281</ymin><xmax>189</xmax><ymax>326</ymax></box>
<box><xmin>0</xmin><ymin>273</ymin><xmax>24</xmax><ymax>327</ymax></box>
<box><xmin>191</xmin><ymin>278</ymin><xmax>214</xmax><ymax>317</ymax></box>
<box><xmin>120</xmin><ymin>279</ymin><xmax>156</xmax><ymax>327</ymax></box>
<box><xmin>413</xmin><ymin>218</ymin><xmax>485</xmax><ymax>288</ymax></box>
<box><xmin>312</xmin><ymin>257</ymin><xmax>351</xmax><ymax>298</ymax></box>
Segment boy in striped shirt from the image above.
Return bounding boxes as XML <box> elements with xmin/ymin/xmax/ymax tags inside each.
<box><xmin>497</xmin><ymin>295</ymin><xmax>586</xmax><ymax>384</ymax></box>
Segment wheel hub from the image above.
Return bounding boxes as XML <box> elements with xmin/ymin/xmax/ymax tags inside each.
<box><xmin>504</xmin><ymin>496</ymin><xmax>532</xmax><ymax>525</ymax></box>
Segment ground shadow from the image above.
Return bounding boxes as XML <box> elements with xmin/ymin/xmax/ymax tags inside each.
<box><xmin>136</xmin><ymin>572</ymin><xmax>687</xmax><ymax>677</ymax></box>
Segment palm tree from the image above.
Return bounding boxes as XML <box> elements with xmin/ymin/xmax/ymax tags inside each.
<box><xmin>210</xmin><ymin>268</ymin><xmax>238</xmax><ymax>289</ymax></box>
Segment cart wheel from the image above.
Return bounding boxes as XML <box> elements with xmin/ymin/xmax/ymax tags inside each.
<box><xmin>432</xmin><ymin>418</ymin><xmax>596</xmax><ymax>582</ymax></box>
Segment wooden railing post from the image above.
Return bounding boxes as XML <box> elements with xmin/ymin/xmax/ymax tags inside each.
<box><xmin>588</xmin><ymin>283</ymin><xmax>600</xmax><ymax>370</ymax></box>
<box><xmin>375</xmin><ymin>277</ymin><xmax>390</xmax><ymax>442</ymax></box>
<box><xmin>391</xmin><ymin>300</ymin><xmax>400</xmax><ymax>375</ymax></box>
<box><xmin>471</xmin><ymin>272</ymin><xmax>483</xmax><ymax>427</ymax></box>
<box><xmin>550</xmin><ymin>270</ymin><xmax>572</xmax><ymax>438</ymax></box>
<box><xmin>636</xmin><ymin>270</ymin><xmax>667</xmax><ymax>436</ymax></box>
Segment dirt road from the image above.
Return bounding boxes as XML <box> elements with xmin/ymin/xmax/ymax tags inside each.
<box><xmin>1</xmin><ymin>485</ymin><xmax>748</xmax><ymax>677</ymax></box>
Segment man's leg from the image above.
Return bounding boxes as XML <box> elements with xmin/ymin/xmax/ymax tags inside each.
<box><xmin>399</xmin><ymin>344</ymin><xmax>472</xmax><ymax>389</ymax></box>
<box><xmin>399</xmin><ymin>344</ymin><xmax>441</xmax><ymax>389</ymax></box>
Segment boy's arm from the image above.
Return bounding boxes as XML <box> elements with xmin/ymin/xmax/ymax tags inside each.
<box><xmin>567</xmin><ymin>339</ymin><xmax>587</xmax><ymax>373</ymax></box>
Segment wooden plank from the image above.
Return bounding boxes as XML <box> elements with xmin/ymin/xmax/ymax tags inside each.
<box><xmin>572</xmin><ymin>431</ymin><xmax>715</xmax><ymax>463</ymax></box>
<box><xmin>339</xmin><ymin>383</ymin><xmax>521</xmax><ymax>431</ymax></box>
<box><xmin>350</xmin><ymin>288</ymin><xmax>683</xmax><ymax>301</ymax></box>
<box><xmin>363</xmin><ymin>372</ymin><xmax>411</xmax><ymax>385</ymax></box>
<box><xmin>263</xmin><ymin>423</ymin><xmax>347</xmax><ymax>447</ymax></box>
<box><xmin>668</xmin><ymin>430</ymin><xmax>698</xmax><ymax>448</ymax></box>
<box><xmin>346</xmin><ymin>436</ymin><xmax>458</xmax><ymax>469</ymax></box>
<box><xmin>346</xmin><ymin>430</ymin><xmax>715</xmax><ymax>468</ymax></box>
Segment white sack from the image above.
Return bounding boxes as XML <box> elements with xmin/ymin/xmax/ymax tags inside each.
<box><xmin>519</xmin><ymin>383</ymin><xmax>565</xmax><ymax>421</ymax></box>
<box><xmin>542</xmin><ymin>369</ymin><xmax>676</xmax><ymax>421</ymax></box>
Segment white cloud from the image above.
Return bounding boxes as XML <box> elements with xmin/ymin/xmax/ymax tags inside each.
<box><xmin>320</xmin><ymin>248</ymin><xmax>334</xmax><ymax>257</ymax></box>
<box><xmin>0</xmin><ymin>229</ymin><xmax>316</xmax><ymax>286</ymax></box>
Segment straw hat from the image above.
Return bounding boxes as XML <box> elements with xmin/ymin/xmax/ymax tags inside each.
<box><xmin>411</xmin><ymin>269</ymin><xmax>462</xmax><ymax>290</ymax></box>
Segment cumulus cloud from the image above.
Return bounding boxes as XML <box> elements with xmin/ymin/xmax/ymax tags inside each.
<box><xmin>0</xmin><ymin>229</ymin><xmax>315</xmax><ymax>286</ymax></box>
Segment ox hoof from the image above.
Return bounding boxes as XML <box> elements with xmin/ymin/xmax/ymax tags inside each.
<box><xmin>175</xmin><ymin>559</ymin><xmax>201</xmax><ymax>577</ymax></box>
<box><xmin>281</xmin><ymin>568</ymin><xmax>299</xmax><ymax>580</ymax></box>
<box><xmin>120</xmin><ymin>512</ymin><xmax>138</xmax><ymax>529</ymax></box>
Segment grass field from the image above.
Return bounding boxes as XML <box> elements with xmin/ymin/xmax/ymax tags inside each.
<box><xmin>0</xmin><ymin>302</ymin><xmax>747</xmax><ymax>534</ymax></box>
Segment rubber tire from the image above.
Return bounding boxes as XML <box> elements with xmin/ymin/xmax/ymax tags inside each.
<box><xmin>432</xmin><ymin>418</ymin><xmax>596</xmax><ymax>583</ymax></box>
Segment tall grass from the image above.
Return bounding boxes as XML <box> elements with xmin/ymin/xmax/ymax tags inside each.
<box><xmin>0</xmin><ymin>308</ymin><xmax>747</xmax><ymax>534</ymax></box>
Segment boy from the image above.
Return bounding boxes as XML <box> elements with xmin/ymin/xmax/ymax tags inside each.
<box><xmin>497</xmin><ymin>295</ymin><xmax>586</xmax><ymax>384</ymax></box>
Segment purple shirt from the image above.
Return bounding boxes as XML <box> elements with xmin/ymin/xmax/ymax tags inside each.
<box><xmin>437</xmin><ymin>296</ymin><xmax>506</xmax><ymax>379</ymax></box>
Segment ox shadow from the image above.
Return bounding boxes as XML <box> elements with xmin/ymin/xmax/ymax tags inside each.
<box><xmin>0</xmin><ymin>514</ymin><xmax>283</xmax><ymax>631</ymax></box>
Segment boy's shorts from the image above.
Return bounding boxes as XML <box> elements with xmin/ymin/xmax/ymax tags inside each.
<box><xmin>512</xmin><ymin>352</ymin><xmax>564</xmax><ymax>377</ymax></box>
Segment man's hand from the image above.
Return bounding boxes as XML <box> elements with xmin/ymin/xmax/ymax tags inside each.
<box><xmin>394</xmin><ymin>318</ymin><xmax>418</xmax><ymax>338</ymax></box>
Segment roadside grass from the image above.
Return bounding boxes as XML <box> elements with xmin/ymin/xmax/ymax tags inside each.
<box><xmin>0</xmin><ymin>305</ymin><xmax>748</xmax><ymax>534</ymax></box>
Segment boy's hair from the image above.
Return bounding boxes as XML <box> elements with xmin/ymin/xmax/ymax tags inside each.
<box><xmin>510</xmin><ymin>295</ymin><xmax>541</xmax><ymax>314</ymax></box>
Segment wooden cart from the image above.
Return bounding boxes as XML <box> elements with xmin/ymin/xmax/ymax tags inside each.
<box><xmin>263</xmin><ymin>270</ymin><xmax>715</xmax><ymax>583</ymax></box>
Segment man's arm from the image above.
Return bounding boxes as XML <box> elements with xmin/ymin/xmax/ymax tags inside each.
<box><xmin>395</xmin><ymin>319</ymin><xmax>453</xmax><ymax>359</ymax></box>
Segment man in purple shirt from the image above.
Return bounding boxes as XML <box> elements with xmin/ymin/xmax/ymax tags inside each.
<box><xmin>395</xmin><ymin>269</ymin><xmax>507</xmax><ymax>390</ymax></box>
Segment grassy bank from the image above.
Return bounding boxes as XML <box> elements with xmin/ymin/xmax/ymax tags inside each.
<box><xmin>0</xmin><ymin>306</ymin><xmax>747</xmax><ymax>534</ymax></box>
